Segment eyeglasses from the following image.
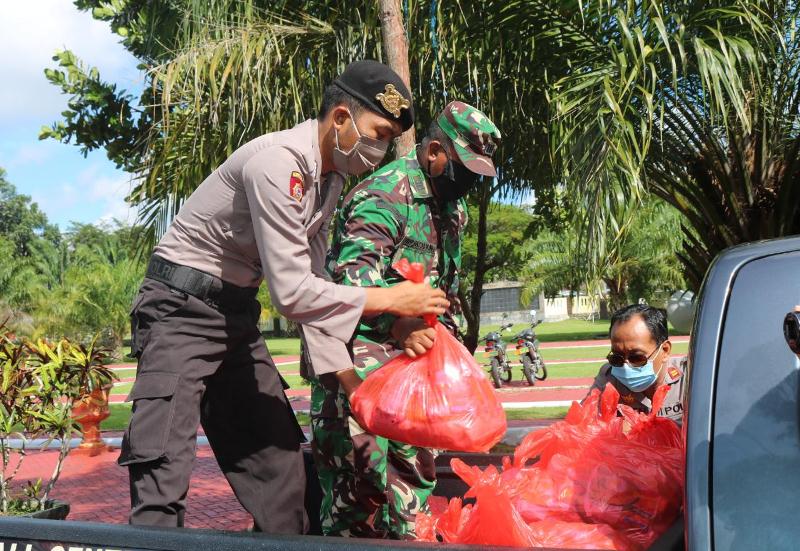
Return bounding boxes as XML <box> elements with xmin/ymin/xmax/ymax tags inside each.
<box><xmin>607</xmin><ymin>343</ymin><xmax>664</xmax><ymax>368</ymax></box>
<box><xmin>784</xmin><ymin>312</ymin><xmax>800</xmax><ymax>354</ymax></box>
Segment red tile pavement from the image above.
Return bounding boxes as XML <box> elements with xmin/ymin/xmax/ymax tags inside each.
<box><xmin>12</xmin><ymin>447</ymin><xmax>252</xmax><ymax>530</ymax></box>
<box><xmin>11</xmin><ymin>428</ymin><xmax>558</xmax><ymax>531</ymax></box>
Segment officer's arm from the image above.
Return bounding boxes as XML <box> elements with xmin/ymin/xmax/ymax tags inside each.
<box><xmin>242</xmin><ymin>147</ymin><xmax>366</xmax><ymax>344</ymax></box>
<box><xmin>243</xmin><ymin>148</ymin><xmax>446</xmax><ymax>341</ymax></box>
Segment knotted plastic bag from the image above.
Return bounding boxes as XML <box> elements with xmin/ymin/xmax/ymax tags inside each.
<box><xmin>350</xmin><ymin>259</ymin><xmax>507</xmax><ymax>452</ymax></box>
<box><xmin>416</xmin><ymin>383</ymin><xmax>684</xmax><ymax>550</ymax></box>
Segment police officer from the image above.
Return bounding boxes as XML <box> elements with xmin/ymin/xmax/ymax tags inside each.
<box><xmin>119</xmin><ymin>60</ymin><xmax>449</xmax><ymax>533</ymax></box>
<box><xmin>586</xmin><ymin>304</ymin><xmax>685</xmax><ymax>422</ymax></box>
<box><xmin>309</xmin><ymin>102</ymin><xmax>501</xmax><ymax>539</ymax></box>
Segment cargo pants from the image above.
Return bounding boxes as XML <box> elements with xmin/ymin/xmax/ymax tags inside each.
<box><xmin>310</xmin><ymin>374</ymin><xmax>436</xmax><ymax>539</ymax></box>
<box><xmin>119</xmin><ymin>278</ymin><xmax>308</xmax><ymax>533</ymax></box>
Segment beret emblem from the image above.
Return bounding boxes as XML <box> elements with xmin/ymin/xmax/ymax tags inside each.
<box><xmin>375</xmin><ymin>84</ymin><xmax>410</xmax><ymax>119</ymax></box>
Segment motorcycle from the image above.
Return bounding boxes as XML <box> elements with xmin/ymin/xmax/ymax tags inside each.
<box><xmin>480</xmin><ymin>322</ymin><xmax>514</xmax><ymax>389</ymax></box>
<box><xmin>514</xmin><ymin>320</ymin><xmax>548</xmax><ymax>385</ymax></box>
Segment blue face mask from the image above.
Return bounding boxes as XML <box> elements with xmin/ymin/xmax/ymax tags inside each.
<box><xmin>610</xmin><ymin>349</ymin><xmax>664</xmax><ymax>392</ymax></box>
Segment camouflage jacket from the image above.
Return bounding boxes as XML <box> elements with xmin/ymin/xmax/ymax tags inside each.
<box><xmin>326</xmin><ymin>149</ymin><xmax>467</xmax><ymax>378</ymax></box>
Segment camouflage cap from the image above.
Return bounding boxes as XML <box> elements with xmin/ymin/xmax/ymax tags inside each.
<box><xmin>437</xmin><ymin>101</ymin><xmax>501</xmax><ymax>177</ymax></box>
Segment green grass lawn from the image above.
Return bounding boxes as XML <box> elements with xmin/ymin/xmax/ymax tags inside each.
<box><xmin>482</xmin><ymin>318</ymin><xmax>690</xmax><ymax>344</ymax></box>
<box><xmin>105</xmin><ymin>403</ymin><xmax>132</xmax><ymax>430</ymax></box>
<box><xmin>505</xmin><ymin>406</ymin><xmax>570</xmax><ymax>420</ymax></box>
<box><xmin>113</xmin><ymin>382</ymin><xmax>133</xmax><ymax>395</ymax></box>
<box><xmin>266</xmin><ymin>337</ymin><xmax>302</xmax><ymax>357</ymax></box>
<box><xmin>102</xmin><ymin>404</ymin><xmax>311</xmax><ymax>431</ymax></box>
<box><xmin>535</xmin><ymin>362</ymin><xmax>600</xmax><ymax>379</ymax></box>
<box><xmin>109</xmin><ymin>340</ymin><xmax>690</xmax><ymax>396</ymax></box>
<box><xmin>111</xmin><ymin>368</ymin><xmax>137</xmax><ymax>379</ymax></box>
<box><xmin>480</xmin><ymin>319</ymin><xmax>608</xmax><ymax>342</ymax></box>
<box><xmin>538</xmin><ymin>345</ymin><xmax>609</xmax><ymax>361</ymax></box>
<box><xmin>281</xmin><ymin>374</ymin><xmax>310</xmax><ymax>387</ymax></box>
<box><xmin>276</xmin><ymin>361</ymin><xmax>300</xmax><ymax>373</ymax></box>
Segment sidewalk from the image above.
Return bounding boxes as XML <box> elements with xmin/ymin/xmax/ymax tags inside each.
<box><xmin>13</xmin><ymin>446</ymin><xmax>251</xmax><ymax>530</ymax></box>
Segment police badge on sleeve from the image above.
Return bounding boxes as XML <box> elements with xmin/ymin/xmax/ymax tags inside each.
<box><xmin>289</xmin><ymin>171</ymin><xmax>304</xmax><ymax>202</ymax></box>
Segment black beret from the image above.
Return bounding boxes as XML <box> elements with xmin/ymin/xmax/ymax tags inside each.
<box><xmin>333</xmin><ymin>60</ymin><xmax>415</xmax><ymax>132</ymax></box>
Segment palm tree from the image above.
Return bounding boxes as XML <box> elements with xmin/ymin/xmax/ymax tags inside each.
<box><xmin>57</xmin><ymin>0</ymin><xmax>544</xmax><ymax>242</ymax></box>
<box><xmin>497</xmin><ymin>0</ymin><xmax>800</xmax><ymax>289</ymax></box>
<box><xmin>521</xmin><ymin>197</ymin><xmax>685</xmax><ymax>312</ymax></box>
<box><xmin>46</xmin><ymin>1</ymin><xmax>553</xmax><ymax>343</ymax></box>
<box><xmin>81</xmin><ymin>0</ymin><xmax>547</xmax><ymax>344</ymax></box>
<box><xmin>0</xmin><ymin>238</ymin><xmax>39</xmax><ymax>334</ymax></box>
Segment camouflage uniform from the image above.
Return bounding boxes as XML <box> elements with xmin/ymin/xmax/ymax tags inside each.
<box><xmin>310</xmin><ymin>102</ymin><xmax>501</xmax><ymax>540</ymax></box>
<box><xmin>310</xmin><ymin>150</ymin><xmax>466</xmax><ymax>539</ymax></box>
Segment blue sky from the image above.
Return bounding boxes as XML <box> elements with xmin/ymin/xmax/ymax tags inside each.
<box><xmin>0</xmin><ymin>1</ymin><xmax>141</xmax><ymax>231</ymax></box>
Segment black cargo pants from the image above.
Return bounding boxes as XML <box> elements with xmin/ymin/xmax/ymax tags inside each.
<box><xmin>119</xmin><ymin>278</ymin><xmax>308</xmax><ymax>533</ymax></box>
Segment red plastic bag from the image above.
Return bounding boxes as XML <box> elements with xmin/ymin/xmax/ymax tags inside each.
<box><xmin>416</xmin><ymin>384</ymin><xmax>684</xmax><ymax>550</ymax></box>
<box><xmin>350</xmin><ymin>321</ymin><xmax>507</xmax><ymax>451</ymax></box>
<box><xmin>349</xmin><ymin>260</ymin><xmax>506</xmax><ymax>452</ymax></box>
<box><xmin>527</xmin><ymin>519</ymin><xmax>622</xmax><ymax>550</ymax></box>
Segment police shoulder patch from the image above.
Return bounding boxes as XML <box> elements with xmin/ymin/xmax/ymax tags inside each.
<box><xmin>668</xmin><ymin>366</ymin><xmax>682</xmax><ymax>380</ymax></box>
<box><xmin>289</xmin><ymin>171</ymin><xmax>304</xmax><ymax>202</ymax></box>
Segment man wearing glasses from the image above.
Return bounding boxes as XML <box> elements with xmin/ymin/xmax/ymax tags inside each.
<box><xmin>586</xmin><ymin>304</ymin><xmax>685</xmax><ymax>422</ymax></box>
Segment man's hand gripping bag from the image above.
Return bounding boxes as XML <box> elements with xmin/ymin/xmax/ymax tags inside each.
<box><xmin>350</xmin><ymin>259</ymin><xmax>507</xmax><ymax>452</ymax></box>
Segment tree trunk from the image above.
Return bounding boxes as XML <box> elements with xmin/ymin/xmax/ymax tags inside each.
<box><xmin>378</xmin><ymin>0</ymin><xmax>416</xmax><ymax>157</ymax></box>
<box><xmin>463</xmin><ymin>182</ymin><xmax>492</xmax><ymax>353</ymax></box>
<box><xmin>604</xmin><ymin>278</ymin><xmax>627</xmax><ymax>313</ymax></box>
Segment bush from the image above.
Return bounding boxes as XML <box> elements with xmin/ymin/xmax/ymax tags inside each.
<box><xmin>0</xmin><ymin>327</ymin><xmax>116</xmax><ymax>514</ymax></box>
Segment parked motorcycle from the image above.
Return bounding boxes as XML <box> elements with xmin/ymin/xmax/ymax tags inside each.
<box><xmin>480</xmin><ymin>322</ymin><xmax>514</xmax><ymax>388</ymax></box>
<box><xmin>514</xmin><ymin>321</ymin><xmax>548</xmax><ymax>385</ymax></box>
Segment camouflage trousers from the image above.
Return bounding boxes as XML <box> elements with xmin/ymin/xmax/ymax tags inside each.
<box><xmin>309</xmin><ymin>375</ymin><xmax>436</xmax><ymax>539</ymax></box>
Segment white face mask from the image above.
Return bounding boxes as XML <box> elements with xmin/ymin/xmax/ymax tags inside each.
<box><xmin>333</xmin><ymin>110</ymin><xmax>389</xmax><ymax>176</ymax></box>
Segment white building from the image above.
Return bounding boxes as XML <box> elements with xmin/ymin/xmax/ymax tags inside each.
<box><xmin>479</xmin><ymin>280</ymin><xmax>602</xmax><ymax>326</ymax></box>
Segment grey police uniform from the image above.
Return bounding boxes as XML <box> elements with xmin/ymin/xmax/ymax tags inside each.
<box><xmin>120</xmin><ymin>119</ymin><xmax>357</xmax><ymax>533</ymax></box>
<box><xmin>587</xmin><ymin>356</ymin><xmax>686</xmax><ymax>423</ymax></box>
<box><xmin>120</xmin><ymin>60</ymin><xmax>415</xmax><ymax>533</ymax></box>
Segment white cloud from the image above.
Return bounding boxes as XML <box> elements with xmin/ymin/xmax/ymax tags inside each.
<box><xmin>4</xmin><ymin>143</ymin><xmax>52</xmax><ymax>168</ymax></box>
<box><xmin>83</xmin><ymin>166</ymin><xmax>136</xmax><ymax>224</ymax></box>
<box><xmin>29</xmin><ymin>164</ymin><xmax>135</xmax><ymax>227</ymax></box>
<box><xmin>30</xmin><ymin>182</ymin><xmax>78</xmax><ymax>211</ymax></box>
<box><xmin>0</xmin><ymin>1</ymin><xmax>141</xmax><ymax>124</ymax></box>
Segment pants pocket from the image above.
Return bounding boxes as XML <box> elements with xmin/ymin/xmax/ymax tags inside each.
<box><xmin>130</xmin><ymin>282</ymin><xmax>189</xmax><ymax>359</ymax></box>
<box><xmin>118</xmin><ymin>372</ymin><xmax>180</xmax><ymax>466</ymax></box>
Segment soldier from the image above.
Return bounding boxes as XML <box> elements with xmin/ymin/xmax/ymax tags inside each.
<box><xmin>586</xmin><ymin>304</ymin><xmax>685</xmax><ymax>422</ymax></box>
<box><xmin>119</xmin><ymin>60</ymin><xmax>450</xmax><ymax>533</ymax></box>
<box><xmin>308</xmin><ymin>101</ymin><xmax>501</xmax><ymax>539</ymax></box>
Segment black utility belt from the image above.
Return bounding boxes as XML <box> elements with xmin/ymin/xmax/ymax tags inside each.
<box><xmin>146</xmin><ymin>255</ymin><xmax>258</xmax><ymax>306</ymax></box>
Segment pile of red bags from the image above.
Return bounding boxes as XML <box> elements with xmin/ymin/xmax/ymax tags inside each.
<box><xmin>349</xmin><ymin>260</ymin><xmax>507</xmax><ymax>452</ymax></box>
<box><xmin>417</xmin><ymin>384</ymin><xmax>684</xmax><ymax>550</ymax></box>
